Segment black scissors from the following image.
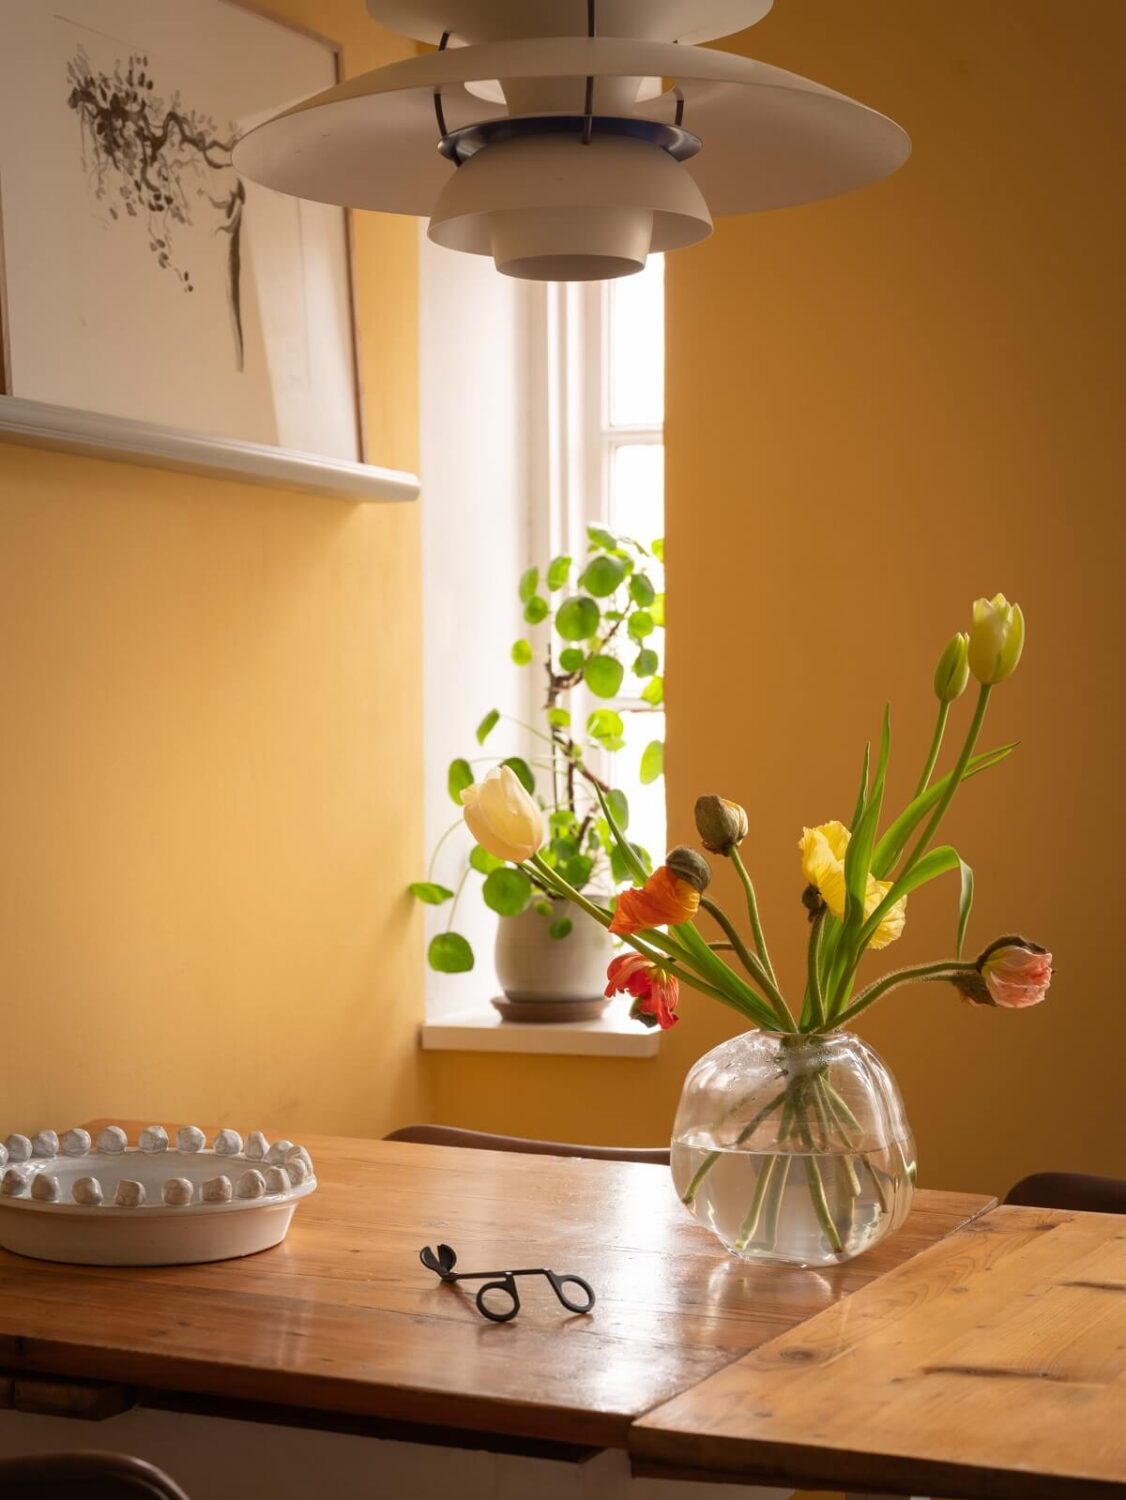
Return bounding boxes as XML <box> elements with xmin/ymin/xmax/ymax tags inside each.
<box><xmin>420</xmin><ymin>1242</ymin><xmax>596</xmax><ymax>1324</ymax></box>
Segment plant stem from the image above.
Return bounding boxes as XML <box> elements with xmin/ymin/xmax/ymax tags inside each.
<box><xmin>700</xmin><ymin>897</ymin><xmax>795</xmax><ymax>1031</ymax></box>
<box><xmin>734</xmin><ymin>1152</ymin><xmax>779</xmax><ymax>1251</ymax></box>
<box><xmin>806</xmin><ymin>910</ymin><xmax>827</xmax><ymax>1031</ymax></box>
<box><xmin>830</xmin><ymin>958</ymin><xmax>977</xmax><ymax>1030</ymax></box>
<box><xmin>445</xmin><ymin>865</ymin><xmax>472</xmax><ymax>932</ymax></box>
<box><xmin>731</xmin><ymin>847</ymin><xmax>778</xmax><ymax>988</ymax></box>
<box><xmin>912</xmin><ymin>700</ymin><xmax>950</xmax><ymax>801</ymax></box>
<box><xmin>680</xmin><ymin>1087</ymin><xmax>789</xmax><ymax>1207</ymax></box>
<box><xmin>426</xmin><ymin>817</ymin><xmax>465</xmax><ymax>883</ymax></box>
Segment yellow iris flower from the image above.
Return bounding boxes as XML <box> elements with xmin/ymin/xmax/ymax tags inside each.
<box><xmin>799</xmin><ymin>820</ymin><xmax>907</xmax><ymax>950</ymax></box>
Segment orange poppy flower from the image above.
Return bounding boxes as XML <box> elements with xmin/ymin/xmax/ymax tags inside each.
<box><xmin>609</xmin><ymin>865</ymin><xmax>700</xmax><ymax>936</ymax></box>
<box><xmin>604</xmin><ymin>954</ymin><xmax>680</xmax><ymax>1030</ymax></box>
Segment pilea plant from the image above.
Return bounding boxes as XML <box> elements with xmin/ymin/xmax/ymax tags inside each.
<box><xmin>411</xmin><ymin>525</ymin><xmax>666</xmax><ymax>974</ymax></box>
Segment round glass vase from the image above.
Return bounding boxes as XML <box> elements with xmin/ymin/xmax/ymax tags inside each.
<box><xmin>671</xmin><ymin>1030</ymin><xmax>916</xmax><ymax>1267</ymax></box>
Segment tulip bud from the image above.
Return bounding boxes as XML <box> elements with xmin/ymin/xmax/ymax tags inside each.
<box><xmin>968</xmin><ymin>594</ymin><xmax>1025</xmax><ymax>685</ymax></box>
<box><xmin>694</xmin><ymin>795</ymin><xmax>749</xmax><ymax>856</ymax></box>
<box><xmin>933</xmin><ymin>632</ymin><xmax>970</xmax><ymax>703</ymax></box>
<box><xmin>665</xmin><ymin>846</ymin><xmax>712</xmax><ymax>895</ymax></box>
<box><xmin>460</xmin><ymin>765</ymin><xmax>545</xmax><ymax>864</ymax></box>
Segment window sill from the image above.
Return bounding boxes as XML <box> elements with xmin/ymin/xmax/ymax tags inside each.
<box><xmin>420</xmin><ymin>1000</ymin><xmax>660</xmax><ymax>1058</ymax></box>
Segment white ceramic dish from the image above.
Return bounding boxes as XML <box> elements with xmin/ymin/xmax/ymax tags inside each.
<box><xmin>0</xmin><ymin>1128</ymin><xmax>317</xmax><ymax>1266</ymax></box>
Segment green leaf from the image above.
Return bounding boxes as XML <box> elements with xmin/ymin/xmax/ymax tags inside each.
<box><xmin>844</xmin><ymin>708</ymin><xmax>890</xmax><ymax>934</ymax></box>
<box><xmin>650</xmin><ymin>594</ymin><xmax>666</xmax><ymax>627</ymax></box>
<box><xmin>533</xmin><ymin>898</ymin><xmax>553</xmax><ymax>918</ymax></box>
<box><xmin>559</xmin><ymin>647</ymin><xmax>585</xmax><ymax>672</ymax></box>
<box><xmin>587</xmin><ymin>707</ymin><xmax>625</xmax><ymax>747</ymax></box>
<box><xmin>549</xmin><ymin>809</ymin><xmax>577</xmax><ymax>836</ymax></box>
<box><xmin>871</xmin><ymin>743</ymin><xmax>1018</xmax><ymax>878</ymax></box>
<box><xmin>511</xmin><ymin>639</ymin><xmax>533</xmax><ymax>666</ymax></box>
<box><xmin>629</xmin><ymin>573</ymin><xmax>656</xmax><ymax>607</ymax></box>
<box><xmin>469</xmin><ymin>844</ymin><xmax>504</xmax><ymax>875</ymax></box>
<box><xmin>633</xmin><ymin>648</ymin><xmax>659</xmax><ymax>678</ymax></box>
<box><xmin>448</xmin><ymin>758</ymin><xmax>473</xmax><ymax>804</ymax></box>
<box><xmin>523</xmin><ymin>596</ymin><xmax>549</xmax><ymax>625</ymax></box>
<box><xmin>476</xmin><ymin>709</ymin><xmax>500</xmax><ymax>745</ymax></box>
<box><xmin>587</xmin><ymin>525</ymin><xmax>618</xmax><ymax>551</ymax></box>
<box><xmin>849</xmin><ymin>742</ymin><xmax>871</xmax><ymax>834</ymax></box>
<box><xmin>547</xmin><ymin>555</ymin><xmax>572</xmax><ymax>591</ymax></box>
<box><xmin>546</xmin><ymin>707</ymin><xmax>571</xmax><ymax>729</ymax></box>
<box><xmin>595</xmin><ymin>783</ymin><xmax>648</xmax><ymax>885</ymax></box>
<box><xmin>957</xmin><ymin>859</ymin><xmax>975</xmax><ymax>958</ymax></box>
<box><xmin>611</xmin><ymin>841</ymin><xmax>653</xmax><ymax>885</ymax></box>
<box><xmin>518</xmin><ymin>566</ymin><xmax>539</xmax><ymax>605</ymax></box>
<box><xmin>549</xmin><ymin>917</ymin><xmax>573</xmax><ymax>941</ymax></box>
<box><xmin>640</xmin><ymin>739</ymin><xmax>664</xmax><ymax>785</ymax></box>
<box><xmin>628</xmin><ymin>611</ymin><xmax>654</xmax><ymax>640</ymax></box>
<box><xmin>605</xmin><ymin>787</ymin><xmax>630</xmax><ymax>832</ymax></box>
<box><xmin>641</xmin><ymin>676</ymin><xmax>664</xmax><ymax>706</ymax></box>
<box><xmin>556</xmin><ymin>596</ymin><xmax>601</xmax><ymax>641</ymax></box>
<box><xmin>561</xmin><ymin>854</ymin><xmax>593</xmax><ymax>889</ymax></box>
<box><xmin>482</xmin><ymin>867</ymin><xmax>533</xmax><ymax>917</ymax></box>
<box><xmin>580</xmin><ymin>555</ymin><xmax>627</xmax><ymax>598</ymax></box>
<box><xmin>428</xmin><ymin>932</ymin><xmax>474</xmax><ymax>973</ymax></box>
<box><xmin>585</xmin><ymin>655</ymin><xmax>625</xmax><ymax>699</ymax></box>
<box><xmin>651</xmin><ymin>538</ymin><xmax>665</xmax><ymax>562</ymax></box>
<box><xmin>409</xmin><ymin>881</ymin><xmax>455</xmax><ymax>905</ymax></box>
<box><xmin>501</xmin><ymin>756</ymin><xmax>535</xmax><ymax>794</ymax></box>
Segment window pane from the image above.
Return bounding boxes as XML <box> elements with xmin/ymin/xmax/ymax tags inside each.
<box><xmin>610</xmin><ymin>443</ymin><xmax>664</xmax><ymax>558</ymax></box>
<box><xmin>608</xmin><ymin>255</ymin><xmax>664</xmax><ymax>428</ymax></box>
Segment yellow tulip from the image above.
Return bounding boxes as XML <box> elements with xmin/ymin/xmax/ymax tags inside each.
<box><xmin>968</xmin><ymin>594</ymin><xmax>1025</xmax><ymax>685</ymax></box>
<box><xmin>461</xmin><ymin>766</ymin><xmax>545</xmax><ymax>864</ymax></box>
<box><xmin>799</xmin><ymin>820</ymin><xmax>907</xmax><ymax>950</ymax></box>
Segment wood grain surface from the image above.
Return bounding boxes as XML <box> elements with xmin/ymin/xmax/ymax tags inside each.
<box><xmin>0</xmin><ymin>1125</ymin><xmax>991</xmax><ymax>1449</ymax></box>
<box><xmin>632</xmin><ymin>1205</ymin><xmax>1126</xmax><ymax>1497</ymax></box>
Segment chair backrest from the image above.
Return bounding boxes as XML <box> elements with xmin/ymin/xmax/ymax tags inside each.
<box><xmin>1004</xmin><ymin>1171</ymin><xmax>1126</xmax><ymax>1215</ymax></box>
<box><xmin>385</xmin><ymin>1123</ymin><xmax>670</xmax><ymax>1166</ymax></box>
<box><xmin>0</xmin><ymin>1453</ymin><xmax>190</xmax><ymax>1500</ymax></box>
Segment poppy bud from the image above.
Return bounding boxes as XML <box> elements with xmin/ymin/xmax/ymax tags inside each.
<box><xmin>694</xmin><ymin>794</ymin><xmax>749</xmax><ymax>855</ymax></box>
<box><xmin>666</xmin><ymin>846</ymin><xmax>712</xmax><ymax>895</ymax></box>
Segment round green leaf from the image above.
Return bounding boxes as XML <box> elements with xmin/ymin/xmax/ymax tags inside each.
<box><xmin>629</xmin><ymin>573</ymin><xmax>656</xmax><ymax>607</ymax></box>
<box><xmin>587</xmin><ymin>525</ymin><xmax>617</xmax><ymax>551</ymax></box>
<box><xmin>580</xmin><ymin>555</ymin><xmax>626</xmax><ymax>598</ymax></box>
<box><xmin>448</xmin><ymin>758</ymin><xmax>473</xmax><ymax>804</ymax></box>
<box><xmin>641</xmin><ymin>675</ymin><xmax>664</xmax><ymax>706</ymax></box>
<box><xmin>502</xmin><ymin>756</ymin><xmax>535</xmax><ymax>794</ymax></box>
<box><xmin>409</xmin><ymin>881</ymin><xmax>455</xmax><ymax>906</ymax></box>
<box><xmin>476</xmin><ymin>708</ymin><xmax>500</xmax><ymax>745</ymax></box>
<box><xmin>511</xmin><ymin>639</ymin><xmax>533</xmax><ymax>665</ymax></box>
<box><xmin>611</xmin><ymin>841</ymin><xmax>653</xmax><ymax>884</ymax></box>
<box><xmin>651</xmin><ymin>538</ymin><xmax>665</xmax><ymax>562</ymax></box>
<box><xmin>605</xmin><ymin>787</ymin><xmax>630</xmax><ymax>832</ymax></box>
<box><xmin>587</xmin><ymin>707</ymin><xmax>625</xmax><ymax>748</ymax></box>
<box><xmin>628</xmin><ymin>611</ymin><xmax>655</xmax><ymax>641</ymax></box>
<box><xmin>584</xmin><ymin>654</ymin><xmax>625</xmax><ymax>699</ymax></box>
<box><xmin>561</xmin><ymin>854</ymin><xmax>593</xmax><ymax>889</ymax></box>
<box><xmin>469</xmin><ymin>844</ymin><xmax>504</xmax><ymax>875</ymax></box>
<box><xmin>556</xmin><ymin>596</ymin><xmax>600</xmax><ymax>641</ymax></box>
<box><xmin>650</xmin><ymin>593</ymin><xmax>666</xmax><ymax>627</ymax></box>
<box><xmin>523</xmin><ymin>595</ymin><xmax>549</xmax><ymax>625</ymax></box>
<box><xmin>533</xmin><ymin>898</ymin><xmax>553</xmax><ymax>918</ymax></box>
<box><xmin>483</xmin><ymin>867</ymin><xmax>533</xmax><ymax>917</ymax></box>
<box><xmin>428</xmin><ymin>932</ymin><xmax>474</xmax><ymax>973</ymax></box>
<box><xmin>518</xmin><ymin>566</ymin><xmax>539</xmax><ymax>605</ymax></box>
<box><xmin>640</xmin><ymin>739</ymin><xmax>664</xmax><ymax>785</ymax></box>
<box><xmin>633</xmin><ymin>648</ymin><xmax>659</xmax><ymax>678</ymax></box>
<box><xmin>549</xmin><ymin>917</ymin><xmax>573</xmax><ymax>940</ymax></box>
<box><xmin>559</xmin><ymin>647</ymin><xmax>585</xmax><ymax>672</ymax></box>
<box><xmin>546</xmin><ymin>707</ymin><xmax>571</xmax><ymax>729</ymax></box>
<box><xmin>547</xmin><ymin>555</ymin><xmax>572</xmax><ymax>591</ymax></box>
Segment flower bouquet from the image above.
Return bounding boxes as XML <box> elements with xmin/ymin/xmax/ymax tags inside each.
<box><xmin>458</xmin><ymin>595</ymin><xmax>1053</xmax><ymax>1264</ymax></box>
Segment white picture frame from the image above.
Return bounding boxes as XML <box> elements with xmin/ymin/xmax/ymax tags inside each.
<box><xmin>0</xmin><ymin>0</ymin><xmax>418</xmax><ymax>503</ymax></box>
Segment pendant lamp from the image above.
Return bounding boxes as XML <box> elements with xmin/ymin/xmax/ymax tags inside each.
<box><xmin>233</xmin><ymin>1</ymin><xmax>910</xmax><ymax>282</ymax></box>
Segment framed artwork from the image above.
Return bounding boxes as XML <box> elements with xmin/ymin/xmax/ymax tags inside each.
<box><xmin>0</xmin><ymin>0</ymin><xmax>417</xmax><ymax>502</ymax></box>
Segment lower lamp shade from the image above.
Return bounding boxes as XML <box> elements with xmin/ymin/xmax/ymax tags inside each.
<box><xmin>427</xmin><ymin>132</ymin><xmax>713</xmax><ymax>280</ymax></box>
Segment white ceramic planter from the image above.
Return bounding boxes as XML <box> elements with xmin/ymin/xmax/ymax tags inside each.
<box><xmin>495</xmin><ymin>898</ymin><xmax>616</xmax><ymax>1014</ymax></box>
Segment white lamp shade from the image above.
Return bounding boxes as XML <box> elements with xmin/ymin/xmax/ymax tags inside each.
<box><xmin>428</xmin><ymin>132</ymin><xmax>713</xmax><ymax>280</ymax></box>
<box><xmin>364</xmin><ymin>0</ymin><xmax>774</xmax><ymax>45</ymax></box>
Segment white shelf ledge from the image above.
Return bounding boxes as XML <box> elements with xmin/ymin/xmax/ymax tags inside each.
<box><xmin>0</xmin><ymin>395</ymin><xmax>420</xmax><ymax>504</ymax></box>
<box><xmin>420</xmin><ymin>1000</ymin><xmax>660</xmax><ymax>1058</ymax></box>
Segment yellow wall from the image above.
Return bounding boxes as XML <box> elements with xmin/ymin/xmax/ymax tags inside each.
<box><xmin>0</xmin><ymin>0</ymin><xmax>427</xmax><ymax>1140</ymax></box>
<box><xmin>429</xmin><ymin>0</ymin><xmax>1126</xmax><ymax>1198</ymax></box>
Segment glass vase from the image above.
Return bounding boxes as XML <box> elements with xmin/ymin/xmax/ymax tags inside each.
<box><xmin>671</xmin><ymin>1030</ymin><xmax>916</xmax><ymax>1267</ymax></box>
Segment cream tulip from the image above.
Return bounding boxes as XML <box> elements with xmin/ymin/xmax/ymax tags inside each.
<box><xmin>461</xmin><ymin>765</ymin><xmax>545</xmax><ymax>864</ymax></box>
<box><xmin>968</xmin><ymin>594</ymin><xmax>1025</xmax><ymax>684</ymax></box>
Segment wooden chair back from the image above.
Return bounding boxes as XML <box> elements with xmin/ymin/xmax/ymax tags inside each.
<box><xmin>385</xmin><ymin>1123</ymin><xmax>670</xmax><ymax>1166</ymax></box>
<box><xmin>0</xmin><ymin>1453</ymin><xmax>190</xmax><ymax>1499</ymax></box>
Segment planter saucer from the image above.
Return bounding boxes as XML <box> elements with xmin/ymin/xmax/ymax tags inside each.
<box><xmin>492</xmin><ymin>996</ymin><xmax>611</xmax><ymax>1024</ymax></box>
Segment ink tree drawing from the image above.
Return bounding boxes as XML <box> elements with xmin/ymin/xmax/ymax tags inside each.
<box><xmin>66</xmin><ymin>47</ymin><xmax>247</xmax><ymax>369</ymax></box>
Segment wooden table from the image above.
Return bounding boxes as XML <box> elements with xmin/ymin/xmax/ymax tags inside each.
<box><xmin>0</xmin><ymin>1126</ymin><xmax>989</xmax><ymax>1455</ymax></box>
<box><xmin>632</xmin><ymin>1205</ymin><xmax>1126</xmax><ymax>1499</ymax></box>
